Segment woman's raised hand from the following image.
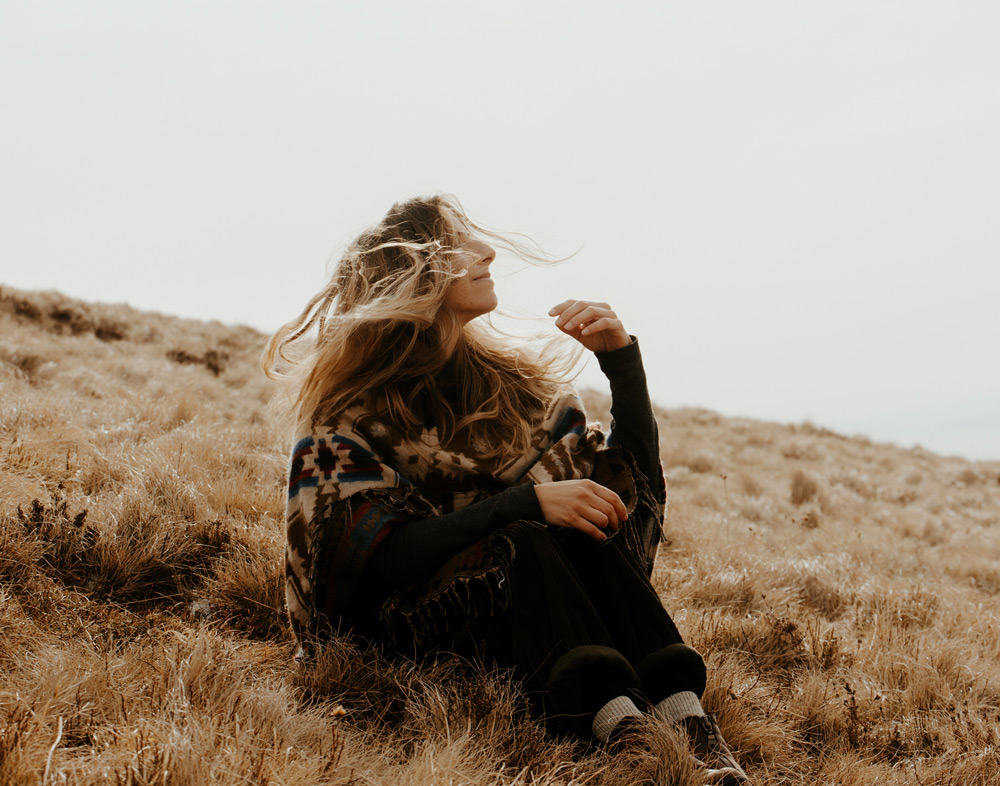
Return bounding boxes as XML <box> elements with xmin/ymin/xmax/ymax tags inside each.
<box><xmin>534</xmin><ymin>479</ymin><xmax>629</xmax><ymax>541</ymax></box>
<box><xmin>549</xmin><ymin>300</ymin><xmax>631</xmax><ymax>354</ymax></box>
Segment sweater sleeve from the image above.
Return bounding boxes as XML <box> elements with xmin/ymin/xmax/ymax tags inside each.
<box><xmin>371</xmin><ymin>483</ymin><xmax>544</xmax><ymax>588</ymax></box>
<box><xmin>595</xmin><ymin>337</ymin><xmax>661</xmax><ymax>484</ymax></box>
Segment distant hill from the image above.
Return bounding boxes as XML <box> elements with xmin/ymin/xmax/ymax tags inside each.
<box><xmin>2</xmin><ymin>285</ymin><xmax>999</xmax><ymax>785</ymax></box>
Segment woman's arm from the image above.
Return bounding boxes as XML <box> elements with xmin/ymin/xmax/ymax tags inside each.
<box><xmin>371</xmin><ymin>484</ymin><xmax>542</xmax><ymax>588</ymax></box>
<box><xmin>372</xmin><ymin>478</ymin><xmax>629</xmax><ymax>588</ymax></box>
<box><xmin>595</xmin><ymin>338</ymin><xmax>661</xmax><ymax>485</ymax></box>
<box><xmin>550</xmin><ymin>300</ymin><xmax>661</xmax><ymax>484</ymax></box>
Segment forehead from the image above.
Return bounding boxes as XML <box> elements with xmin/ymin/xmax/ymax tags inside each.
<box><xmin>440</xmin><ymin>206</ymin><xmax>473</xmax><ymax>237</ymax></box>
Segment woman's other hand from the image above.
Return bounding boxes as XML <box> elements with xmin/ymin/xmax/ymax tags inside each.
<box><xmin>534</xmin><ymin>479</ymin><xmax>628</xmax><ymax>541</ymax></box>
<box><xmin>549</xmin><ymin>300</ymin><xmax>631</xmax><ymax>354</ymax></box>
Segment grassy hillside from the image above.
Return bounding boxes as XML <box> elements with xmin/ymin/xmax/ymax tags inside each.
<box><xmin>1</xmin><ymin>285</ymin><xmax>998</xmax><ymax>785</ymax></box>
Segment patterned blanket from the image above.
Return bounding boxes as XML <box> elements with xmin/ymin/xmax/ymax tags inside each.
<box><xmin>284</xmin><ymin>388</ymin><xmax>662</xmax><ymax>657</ymax></box>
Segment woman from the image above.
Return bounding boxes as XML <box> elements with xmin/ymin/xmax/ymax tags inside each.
<box><xmin>263</xmin><ymin>195</ymin><xmax>749</xmax><ymax>784</ymax></box>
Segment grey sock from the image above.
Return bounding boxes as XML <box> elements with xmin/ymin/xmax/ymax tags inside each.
<box><xmin>653</xmin><ymin>690</ymin><xmax>705</xmax><ymax>724</ymax></box>
<box><xmin>591</xmin><ymin>695</ymin><xmax>643</xmax><ymax>743</ymax></box>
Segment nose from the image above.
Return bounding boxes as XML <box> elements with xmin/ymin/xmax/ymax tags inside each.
<box><xmin>468</xmin><ymin>239</ymin><xmax>495</xmax><ymax>265</ymax></box>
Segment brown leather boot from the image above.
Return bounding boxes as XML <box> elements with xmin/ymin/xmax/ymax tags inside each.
<box><xmin>684</xmin><ymin>713</ymin><xmax>749</xmax><ymax>785</ymax></box>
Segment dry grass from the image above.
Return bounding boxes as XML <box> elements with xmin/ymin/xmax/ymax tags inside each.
<box><xmin>2</xmin><ymin>285</ymin><xmax>1000</xmax><ymax>785</ymax></box>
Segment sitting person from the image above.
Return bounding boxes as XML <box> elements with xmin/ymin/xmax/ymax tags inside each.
<box><xmin>262</xmin><ymin>194</ymin><xmax>749</xmax><ymax>784</ymax></box>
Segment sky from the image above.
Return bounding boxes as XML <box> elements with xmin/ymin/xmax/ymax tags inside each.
<box><xmin>2</xmin><ymin>1</ymin><xmax>998</xmax><ymax>461</ymax></box>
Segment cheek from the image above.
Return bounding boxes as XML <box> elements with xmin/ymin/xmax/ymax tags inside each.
<box><xmin>442</xmin><ymin>282</ymin><xmax>466</xmax><ymax>311</ymax></box>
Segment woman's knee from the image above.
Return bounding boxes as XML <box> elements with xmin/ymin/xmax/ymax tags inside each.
<box><xmin>635</xmin><ymin>643</ymin><xmax>708</xmax><ymax>702</ymax></box>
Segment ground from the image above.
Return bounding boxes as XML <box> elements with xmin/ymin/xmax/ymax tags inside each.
<box><xmin>1</xmin><ymin>285</ymin><xmax>999</xmax><ymax>785</ymax></box>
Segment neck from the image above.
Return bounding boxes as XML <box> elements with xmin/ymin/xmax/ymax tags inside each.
<box><xmin>435</xmin><ymin>315</ymin><xmax>466</xmax><ymax>360</ymax></box>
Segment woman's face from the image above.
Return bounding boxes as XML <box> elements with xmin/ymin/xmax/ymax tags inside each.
<box><xmin>441</xmin><ymin>235</ymin><xmax>498</xmax><ymax>324</ymax></box>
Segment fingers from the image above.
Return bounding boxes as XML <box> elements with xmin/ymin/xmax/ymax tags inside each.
<box><xmin>579</xmin><ymin>316</ymin><xmax>621</xmax><ymax>337</ymax></box>
<box><xmin>592</xmin><ymin>482</ymin><xmax>629</xmax><ymax>522</ymax></box>
<box><xmin>574</xmin><ymin>519</ymin><xmax>610</xmax><ymax>542</ymax></box>
<box><xmin>548</xmin><ymin>300</ymin><xmax>630</xmax><ymax>353</ymax></box>
<box><xmin>534</xmin><ymin>479</ymin><xmax>628</xmax><ymax>540</ymax></box>
<box><xmin>549</xmin><ymin>301</ymin><xmax>615</xmax><ymax>332</ymax></box>
<box><xmin>547</xmin><ymin>299</ymin><xmax>574</xmax><ymax>317</ymax></box>
<box><xmin>573</xmin><ymin>480</ymin><xmax>626</xmax><ymax>533</ymax></box>
<box><xmin>550</xmin><ymin>502</ymin><xmax>610</xmax><ymax>540</ymax></box>
<box><xmin>589</xmin><ymin>497</ymin><xmax>619</xmax><ymax>531</ymax></box>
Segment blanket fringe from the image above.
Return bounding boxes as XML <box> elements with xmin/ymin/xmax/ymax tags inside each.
<box><xmin>379</xmin><ymin>561</ymin><xmax>512</xmax><ymax>652</ymax></box>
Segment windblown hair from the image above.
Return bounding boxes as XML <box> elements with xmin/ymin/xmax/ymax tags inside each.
<box><xmin>262</xmin><ymin>194</ymin><xmax>575</xmax><ymax>460</ymax></box>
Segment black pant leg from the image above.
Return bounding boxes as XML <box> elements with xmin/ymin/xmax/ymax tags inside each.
<box><xmin>496</xmin><ymin>520</ymin><xmax>691</xmax><ymax>693</ymax></box>
<box><xmin>497</xmin><ymin>521</ymin><xmax>617</xmax><ymax>693</ymax></box>
<box><xmin>555</xmin><ymin>525</ymin><xmax>685</xmax><ymax>665</ymax></box>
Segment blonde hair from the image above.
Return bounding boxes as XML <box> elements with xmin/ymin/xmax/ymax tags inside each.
<box><xmin>262</xmin><ymin>194</ymin><xmax>575</xmax><ymax>460</ymax></box>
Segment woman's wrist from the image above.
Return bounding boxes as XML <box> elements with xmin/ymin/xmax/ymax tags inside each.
<box><xmin>595</xmin><ymin>334</ymin><xmax>640</xmax><ymax>363</ymax></box>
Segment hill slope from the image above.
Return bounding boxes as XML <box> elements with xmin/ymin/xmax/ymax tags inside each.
<box><xmin>2</xmin><ymin>285</ymin><xmax>999</xmax><ymax>785</ymax></box>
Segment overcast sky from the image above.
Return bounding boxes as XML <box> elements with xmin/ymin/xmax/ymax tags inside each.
<box><xmin>2</xmin><ymin>1</ymin><xmax>998</xmax><ymax>461</ymax></box>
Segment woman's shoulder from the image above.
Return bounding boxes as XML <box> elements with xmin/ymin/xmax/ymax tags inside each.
<box><xmin>540</xmin><ymin>384</ymin><xmax>587</xmax><ymax>419</ymax></box>
<box><xmin>292</xmin><ymin>396</ymin><xmax>386</xmax><ymax>445</ymax></box>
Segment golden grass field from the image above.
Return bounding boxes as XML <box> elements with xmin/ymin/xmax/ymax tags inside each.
<box><xmin>1</xmin><ymin>285</ymin><xmax>999</xmax><ymax>785</ymax></box>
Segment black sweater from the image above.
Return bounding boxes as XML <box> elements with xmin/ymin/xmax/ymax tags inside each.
<box><xmin>372</xmin><ymin>338</ymin><xmax>660</xmax><ymax>587</ymax></box>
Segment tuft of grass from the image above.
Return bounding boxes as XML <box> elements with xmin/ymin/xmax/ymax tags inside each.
<box><xmin>799</xmin><ymin>508</ymin><xmax>822</xmax><ymax>529</ymax></box>
<box><xmin>206</xmin><ymin>538</ymin><xmax>287</xmax><ymax>640</ymax></box>
<box><xmin>166</xmin><ymin>347</ymin><xmax>230</xmax><ymax>376</ymax></box>
<box><xmin>739</xmin><ymin>472</ymin><xmax>763</xmax><ymax>497</ymax></box>
<box><xmin>790</xmin><ymin>469</ymin><xmax>819</xmax><ymax>506</ymax></box>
